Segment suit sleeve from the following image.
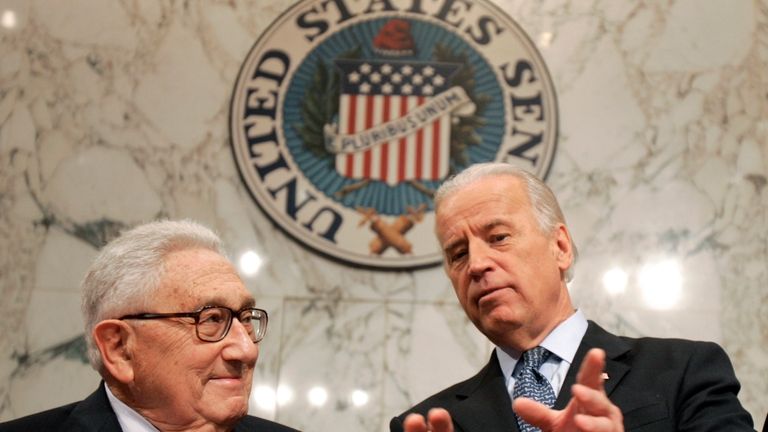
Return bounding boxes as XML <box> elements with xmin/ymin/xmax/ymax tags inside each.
<box><xmin>676</xmin><ymin>341</ymin><xmax>754</xmax><ymax>431</ymax></box>
<box><xmin>389</xmin><ymin>416</ymin><xmax>405</xmax><ymax>432</ymax></box>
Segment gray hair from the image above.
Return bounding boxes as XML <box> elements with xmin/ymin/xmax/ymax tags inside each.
<box><xmin>434</xmin><ymin>162</ymin><xmax>578</xmax><ymax>281</ymax></box>
<box><xmin>81</xmin><ymin>219</ymin><xmax>225</xmax><ymax>372</ymax></box>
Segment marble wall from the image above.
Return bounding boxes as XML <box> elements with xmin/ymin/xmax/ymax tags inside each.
<box><xmin>0</xmin><ymin>0</ymin><xmax>766</xmax><ymax>430</ymax></box>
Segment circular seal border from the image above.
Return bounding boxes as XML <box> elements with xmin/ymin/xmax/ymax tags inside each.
<box><xmin>229</xmin><ymin>0</ymin><xmax>559</xmax><ymax>270</ymax></box>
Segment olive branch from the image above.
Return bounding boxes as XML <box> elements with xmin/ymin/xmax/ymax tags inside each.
<box><xmin>296</xmin><ymin>47</ymin><xmax>362</xmax><ymax>163</ymax></box>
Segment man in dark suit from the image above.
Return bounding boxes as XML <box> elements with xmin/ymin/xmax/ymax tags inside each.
<box><xmin>390</xmin><ymin>163</ymin><xmax>754</xmax><ymax>432</ymax></box>
<box><xmin>0</xmin><ymin>220</ymin><xmax>298</xmax><ymax>432</ymax></box>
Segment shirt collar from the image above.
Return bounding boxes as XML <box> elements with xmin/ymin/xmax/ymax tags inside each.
<box><xmin>104</xmin><ymin>382</ymin><xmax>160</xmax><ymax>432</ymax></box>
<box><xmin>495</xmin><ymin>309</ymin><xmax>588</xmax><ymax>380</ymax></box>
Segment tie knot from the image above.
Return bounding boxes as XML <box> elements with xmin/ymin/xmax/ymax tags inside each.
<box><xmin>522</xmin><ymin>346</ymin><xmax>550</xmax><ymax>370</ymax></box>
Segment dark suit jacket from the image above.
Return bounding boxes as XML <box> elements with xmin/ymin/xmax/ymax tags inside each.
<box><xmin>0</xmin><ymin>384</ymin><xmax>299</xmax><ymax>432</ymax></box>
<box><xmin>391</xmin><ymin>321</ymin><xmax>754</xmax><ymax>431</ymax></box>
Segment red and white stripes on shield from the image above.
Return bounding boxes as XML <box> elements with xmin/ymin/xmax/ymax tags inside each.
<box><xmin>335</xmin><ymin>93</ymin><xmax>451</xmax><ymax>186</ymax></box>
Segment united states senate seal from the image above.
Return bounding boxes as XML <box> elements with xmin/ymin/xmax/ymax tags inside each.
<box><xmin>230</xmin><ymin>0</ymin><xmax>558</xmax><ymax>270</ymax></box>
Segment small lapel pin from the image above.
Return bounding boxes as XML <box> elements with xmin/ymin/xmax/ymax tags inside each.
<box><xmin>601</xmin><ymin>372</ymin><xmax>609</xmax><ymax>380</ymax></box>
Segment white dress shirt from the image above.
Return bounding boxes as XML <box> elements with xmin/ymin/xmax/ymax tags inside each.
<box><xmin>104</xmin><ymin>382</ymin><xmax>160</xmax><ymax>432</ymax></box>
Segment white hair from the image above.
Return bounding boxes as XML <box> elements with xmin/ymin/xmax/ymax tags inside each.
<box><xmin>434</xmin><ymin>162</ymin><xmax>578</xmax><ymax>281</ymax></box>
<box><xmin>81</xmin><ymin>219</ymin><xmax>225</xmax><ymax>372</ymax></box>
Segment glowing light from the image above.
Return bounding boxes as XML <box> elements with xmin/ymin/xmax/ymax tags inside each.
<box><xmin>239</xmin><ymin>250</ymin><xmax>262</xmax><ymax>276</ymax></box>
<box><xmin>307</xmin><ymin>386</ymin><xmax>328</xmax><ymax>407</ymax></box>
<box><xmin>638</xmin><ymin>259</ymin><xmax>683</xmax><ymax>310</ymax></box>
<box><xmin>538</xmin><ymin>31</ymin><xmax>553</xmax><ymax>48</ymax></box>
<box><xmin>1</xmin><ymin>10</ymin><xmax>17</xmax><ymax>29</ymax></box>
<box><xmin>350</xmin><ymin>389</ymin><xmax>369</xmax><ymax>407</ymax></box>
<box><xmin>251</xmin><ymin>385</ymin><xmax>276</xmax><ymax>410</ymax></box>
<box><xmin>276</xmin><ymin>384</ymin><xmax>293</xmax><ymax>406</ymax></box>
<box><xmin>602</xmin><ymin>267</ymin><xmax>628</xmax><ymax>296</ymax></box>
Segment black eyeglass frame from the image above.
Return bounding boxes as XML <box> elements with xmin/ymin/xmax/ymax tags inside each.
<box><xmin>120</xmin><ymin>305</ymin><xmax>268</xmax><ymax>343</ymax></box>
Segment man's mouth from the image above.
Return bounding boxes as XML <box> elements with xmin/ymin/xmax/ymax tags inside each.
<box><xmin>475</xmin><ymin>285</ymin><xmax>509</xmax><ymax>307</ymax></box>
<box><xmin>209</xmin><ymin>376</ymin><xmax>248</xmax><ymax>390</ymax></box>
<box><xmin>210</xmin><ymin>372</ymin><xmax>246</xmax><ymax>382</ymax></box>
<box><xmin>477</xmin><ymin>285</ymin><xmax>504</xmax><ymax>297</ymax></box>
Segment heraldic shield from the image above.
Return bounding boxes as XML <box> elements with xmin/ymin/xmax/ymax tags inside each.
<box><xmin>326</xmin><ymin>59</ymin><xmax>472</xmax><ymax>186</ymax></box>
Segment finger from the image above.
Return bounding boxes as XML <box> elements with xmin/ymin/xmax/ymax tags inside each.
<box><xmin>571</xmin><ymin>384</ymin><xmax>623</xmax><ymax>422</ymax></box>
<box><xmin>512</xmin><ymin>397</ymin><xmax>558</xmax><ymax>429</ymax></box>
<box><xmin>576</xmin><ymin>348</ymin><xmax>607</xmax><ymax>390</ymax></box>
<box><xmin>403</xmin><ymin>413</ymin><xmax>429</xmax><ymax>432</ymax></box>
<box><xmin>426</xmin><ymin>408</ymin><xmax>454</xmax><ymax>432</ymax></box>
<box><xmin>573</xmin><ymin>413</ymin><xmax>624</xmax><ymax>432</ymax></box>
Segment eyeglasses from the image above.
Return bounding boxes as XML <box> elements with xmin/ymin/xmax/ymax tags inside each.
<box><xmin>120</xmin><ymin>306</ymin><xmax>268</xmax><ymax>343</ymax></box>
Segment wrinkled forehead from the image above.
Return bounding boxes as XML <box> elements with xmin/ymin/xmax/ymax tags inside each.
<box><xmin>434</xmin><ymin>177</ymin><xmax>534</xmax><ymax>239</ymax></box>
<box><xmin>155</xmin><ymin>248</ymin><xmax>253</xmax><ymax>310</ymax></box>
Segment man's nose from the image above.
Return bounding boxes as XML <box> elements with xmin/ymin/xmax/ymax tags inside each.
<box><xmin>221</xmin><ymin>319</ymin><xmax>259</xmax><ymax>363</ymax></box>
<box><xmin>467</xmin><ymin>241</ymin><xmax>494</xmax><ymax>278</ymax></box>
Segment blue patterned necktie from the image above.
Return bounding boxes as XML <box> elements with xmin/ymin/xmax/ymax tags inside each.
<box><xmin>513</xmin><ymin>346</ymin><xmax>557</xmax><ymax>432</ymax></box>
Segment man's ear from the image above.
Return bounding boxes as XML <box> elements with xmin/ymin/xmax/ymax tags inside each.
<box><xmin>552</xmin><ymin>223</ymin><xmax>574</xmax><ymax>271</ymax></box>
<box><xmin>93</xmin><ymin>320</ymin><xmax>136</xmax><ymax>384</ymax></box>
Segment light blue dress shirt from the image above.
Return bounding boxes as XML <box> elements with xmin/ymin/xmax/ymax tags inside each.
<box><xmin>496</xmin><ymin>309</ymin><xmax>588</xmax><ymax>397</ymax></box>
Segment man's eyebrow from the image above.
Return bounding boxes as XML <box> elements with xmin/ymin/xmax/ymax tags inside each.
<box><xmin>197</xmin><ymin>296</ymin><xmax>256</xmax><ymax>309</ymax></box>
<box><xmin>441</xmin><ymin>219</ymin><xmax>510</xmax><ymax>253</ymax></box>
<box><xmin>483</xmin><ymin>218</ymin><xmax>509</xmax><ymax>231</ymax></box>
<box><xmin>442</xmin><ymin>237</ymin><xmax>466</xmax><ymax>254</ymax></box>
<box><xmin>243</xmin><ymin>298</ymin><xmax>257</xmax><ymax>308</ymax></box>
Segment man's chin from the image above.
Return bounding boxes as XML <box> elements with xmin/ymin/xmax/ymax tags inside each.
<box><xmin>205</xmin><ymin>385</ymin><xmax>250</xmax><ymax>409</ymax></box>
<box><xmin>203</xmin><ymin>397</ymin><xmax>250</xmax><ymax>425</ymax></box>
<box><xmin>477</xmin><ymin>313</ymin><xmax>523</xmax><ymax>341</ymax></box>
<box><xmin>477</xmin><ymin>304</ymin><xmax>520</xmax><ymax>323</ymax></box>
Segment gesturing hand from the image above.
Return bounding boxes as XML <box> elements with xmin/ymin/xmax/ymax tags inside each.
<box><xmin>513</xmin><ymin>348</ymin><xmax>624</xmax><ymax>432</ymax></box>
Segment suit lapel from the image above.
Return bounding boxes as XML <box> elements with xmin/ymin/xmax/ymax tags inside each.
<box><xmin>554</xmin><ymin>321</ymin><xmax>630</xmax><ymax>409</ymax></box>
<box><xmin>62</xmin><ymin>383</ymin><xmax>124</xmax><ymax>432</ymax></box>
<box><xmin>450</xmin><ymin>351</ymin><xmax>520</xmax><ymax>432</ymax></box>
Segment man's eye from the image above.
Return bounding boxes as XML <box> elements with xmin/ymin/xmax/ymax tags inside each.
<box><xmin>491</xmin><ymin>233</ymin><xmax>509</xmax><ymax>243</ymax></box>
<box><xmin>201</xmin><ymin>312</ymin><xmax>226</xmax><ymax>324</ymax></box>
<box><xmin>449</xmin><ymin>250</ymin><xmax>467</xmax><ymax>263</ymax></box>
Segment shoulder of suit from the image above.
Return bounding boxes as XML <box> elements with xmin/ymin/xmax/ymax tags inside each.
<box><xmin>617</xmin><ymin>333</ymin><xmax>721</xmax><ymax>351</ymax></box>
<box><xmin>580</xmin><ymin>320</ymin><xmax>736</xmax><ymax>370</ymax></box>
<box><xmin>603</xmin><ymin>329</ymin><xmax>728</xmax><ymax>363</ymax></box>
<box><xmin>0</xmin><ymin>400</ymin><xmax>81</xmax><ymax>431</ymax></box>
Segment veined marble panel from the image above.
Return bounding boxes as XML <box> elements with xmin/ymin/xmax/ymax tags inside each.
<box><xmin>0</xmin><ymin>0</ymin><xmax>765</xmax><ymax>430</ymax></box>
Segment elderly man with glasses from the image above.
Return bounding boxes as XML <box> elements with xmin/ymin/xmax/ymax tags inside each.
<box><xmin>0</xmin><ymin>220</ymin><xmax>298</xmax><ymax>432</ymax></box>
